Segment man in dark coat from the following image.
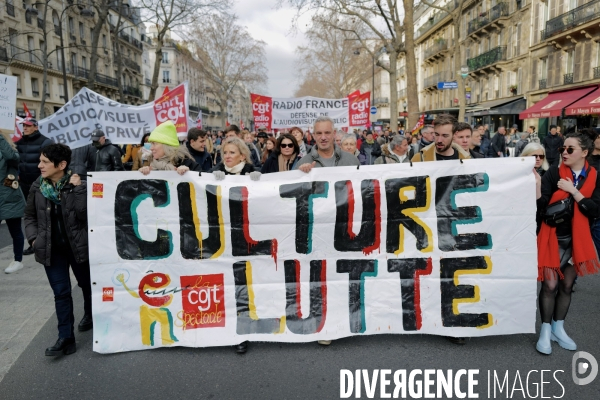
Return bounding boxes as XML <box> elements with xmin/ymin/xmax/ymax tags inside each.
<box><xmin>543</xmin><ymin>125</ymin><xmax>564</xmax><ymax>167</ymax></box>
<box><xmin>359</xmin><ymin>131</ymin><xmax>382</xmax><ymax>165</ymax></box>
<box><xmin>186</xmin><ymin>128</ymin><xmax>213</xmax><ymax>172</ymax></box>
<box><xmin>16</xmin><ymin>118</ymin><xmax>53</xmax><ymax>255</ymax></box>
<box><xmin>24</xmin><ymin>143</ymin><xmax>91</xmax><ymax>356</ymax></box>
<box><xmin>488</xmin><ymin>126</ymin><xmax>507</xmax><ymax>157</ymax></box>
<box><xmin>90</xmin><ymin>129</ymin><xmax>125</xmax><ymax>171</ymax></box>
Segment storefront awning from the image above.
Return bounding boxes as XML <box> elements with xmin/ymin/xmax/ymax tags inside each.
<box><xmin>519</xmin><ymin>86</ymin><xmax>597</xmax><ymax>119</ymax></box>
<box><xmin>467</xmin><ymin>97</ymin><xmax>526</xmax><ymax>116</ymax></box>
<box><xmin>565</xmin><ymin>88</ymin><xmax>600</xmax><ymax>116</ymax></box>
<box><xmin>423</xmin><ymin>106</ymin><xmax>480</xmax><ymax>114</ymax></box>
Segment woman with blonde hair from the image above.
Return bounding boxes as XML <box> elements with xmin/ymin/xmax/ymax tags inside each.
<box><xmin>521</xmin><ymin>142</ymin><xmax>550</xmax><ymax>176</ymax></box>
<box><xmin>211</xmin><ymin>137</ymin><xmax>261</xmax><ymax>182</ymax></box>
<box><xmin>139</xmin><ymin>121</ymin><xmax>201</xmax><ymax>176</ymax></box>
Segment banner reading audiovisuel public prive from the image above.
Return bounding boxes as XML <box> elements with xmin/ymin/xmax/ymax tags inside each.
<box><xmin>37</xmin><ymin>82</ymin><xmax>189</xmax><ymax>149</ymax></box>
<box><xmin>88</xmin><ymin>159</ymin><xmax>537</xmax><ymax>354</ymax></box>
<box><xmin>251</xmin><ymin>92</ymin><xmax>370</xmax><ymax>130</ymax></box>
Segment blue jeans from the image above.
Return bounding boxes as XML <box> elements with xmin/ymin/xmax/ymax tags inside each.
<box><xmin>1</xmin><ymin>218</ymin><xmax>24</xmax><ymax>262</ymax></box>
<box><xmin>44</xmin><ymin>247</ymin><xmax>92</xmax><ymax>339</ymax></box>
<box><xmin>592</xmin><ymin>219</ymin><xmax>600</xmax><ymax>253</ymax></box>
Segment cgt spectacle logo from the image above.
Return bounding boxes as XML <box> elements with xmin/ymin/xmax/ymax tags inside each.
<box><xmin>572</xmin><ymin>351</ymin><xmax>598</xmax><ymax>386</ymax></box>
<box><xmin>179</xmin><ymin>274</ymin><xmax>225</xmax><ymax>330</ymax></box>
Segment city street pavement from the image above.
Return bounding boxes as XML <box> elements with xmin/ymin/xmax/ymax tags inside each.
<box><xmin>0</xmin><ymin>236</ymin><xmax>599</xmax><ymax>399</ymax></box>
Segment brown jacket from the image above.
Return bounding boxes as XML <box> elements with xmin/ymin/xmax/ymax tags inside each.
<box><xmin>410</xmin><ymin>142</ymin><xmax>471</xmax><ymax>162</ymax></box>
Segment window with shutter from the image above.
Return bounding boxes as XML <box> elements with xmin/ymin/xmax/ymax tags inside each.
<box><xmin>531</xmin><ymin>59</ymin><xmax>538</xmax><ymax>90</ymax></box>
<box><xmin>554</xmin><ymin>52</ymin><xmax>562</xmax><ymax>86</ymax></box>
<box><xmin>557</xmin><ymin>0</ymin><xmax>564</xmax><ymax>15</ymax></box>
<box><xmin>549</xmin><ymin>0</ymin><xmax>556</xmax><ymax>19</ymax></box>
<box><xmin>518</xmin><ymin>68</ymin><xmax>522</xmax><ymax>94</ymax></box>
<box><xmin>574</xmin><ymin>44</ymin><xmax>582</xmax><ymax>82</ymax></box>
<box><xmin>533</xmin><ymin>4</ymin><xmax>539</xmax><ymax>45</ymax></box>
<box><xmin>583</xmin><ymin>42</ymin><xmax>592</xmax><ymax>81</ymax></box>
<box><xmin>547</xmin><ymin>53</ymin><xmax>555</xmax><ymax>87</ymax></box>
<box><xmin>516</xmin><ymin>24</ymin><xmax>521</xmax><ymax>56</ymax></box>
<box><xmin>507</xmin><ymin>26</ymin><xmax>513</xmax><ymax>58</ymax></box>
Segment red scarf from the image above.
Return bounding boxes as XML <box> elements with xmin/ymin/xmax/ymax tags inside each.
<box><xmin>537</xmin><ymin>162</ymin><xmax>600</xmax><ymax>280</ymax></box>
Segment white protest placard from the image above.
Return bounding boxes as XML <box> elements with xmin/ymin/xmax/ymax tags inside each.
<box><xmin>0</xmin><ymin>74</ymin><xmax>18</xmax><ymax>131</ymax></box>
<box><xmin>88</xmin><ymin>159</ymin><xmax>538</xmax><ymax>354</ymax></box>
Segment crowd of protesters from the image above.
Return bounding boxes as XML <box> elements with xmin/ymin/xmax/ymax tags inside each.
<box><xmin>2</xmin><ymin>112</ymin><xmax>600</xmax><ymax>358</ymax></box>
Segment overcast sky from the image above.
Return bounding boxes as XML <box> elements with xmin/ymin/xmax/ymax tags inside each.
<box><xmin>233</xmin><ymin>0</ymin><xmax>311</xmax><ymax>98</ymax></box>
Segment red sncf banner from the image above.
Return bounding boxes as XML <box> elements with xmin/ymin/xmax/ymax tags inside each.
<box><xmin>251</xmin><ymin>93</ymin><xmax>272</xmax><ymax>131</ymax></box>
<box><xmin>349</xmin><ymin>92</ymin><xmax>370</xmax><ymax>127</ymax></box>
<box><xmin>180</xmin><ymin>274</ymin><xmax>225</xmax><ymax>330</ymax></box>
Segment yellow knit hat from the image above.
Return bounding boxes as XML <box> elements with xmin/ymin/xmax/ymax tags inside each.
<box><xmin>149</xmin><ymin>120</ymin><xmax>179</xmax><ymax>147</ymax></box>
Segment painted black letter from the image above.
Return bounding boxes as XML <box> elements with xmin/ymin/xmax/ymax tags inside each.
<box><xmin>388</xmin><ymin>258</ymin><xmax>433</xmax><ymax>331</ymax></box>
<box><xmin>336</xmin><ymin>259</ymin><xmax>378</xmax><ymax>333</ymax></box>
<box><xmin>284</xmin><ymin>260</ymin><xmax>327</xmax><ymax>334</ymax></box>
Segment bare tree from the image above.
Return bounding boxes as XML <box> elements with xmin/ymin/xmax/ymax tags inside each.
<box><xmin>286</xmin><ymin>0</ymin><xmax>418</xmax><ymax>132</ymax></box>
<box><xmin>295</xmin><ymin>12</ymin><xmax>372</xmax><ymax>98</ymax></box>
<box><xmin>294</xmin><ymin>73</ymin><xmax>329</xmax><ymax>98</ymax></box>
<box><xmin>189</xmin><ymin>13</ymin><xmax>268</xmax><ymax>128</ymax></box>
<box><xmin>420</xmin><ymin>0</ymin><xmax>467</xmax><ymax>121</ymax></box>
<box><xmin>135</xmin><ymin>0</ymin><xmax>231</xmax><ymax>100</ymax></box>
<box><xmin>87</xmin><ymin>0</ymin><xmax>112</xmax><ymax>90</ymax></box>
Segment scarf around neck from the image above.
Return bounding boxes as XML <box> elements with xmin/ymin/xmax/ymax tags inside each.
<box><xmin>278</xmin><ymin>153</ymin><xmax>297</xmax><ymax>172</ymax></box>
<box><xmin>39</xmin><ymin>171</ymin><xmax>72</xmax><ymax>205</ymax></box>
<box><xmin>225</xmin><ymin>161</ymin><xmax>246</xmax><ymax>174</ymax></box>
<box><xmin>151</xmin><ymin>156</ymin><xmax>177</xmax><ymax>171</ymax></box>
<box><xmin>537</xmin><ymin>161</ymin><xmax>600</xmax><ymax>280</ymax></box>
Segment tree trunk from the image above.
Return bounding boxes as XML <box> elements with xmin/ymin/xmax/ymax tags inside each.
<box><xmin>454</xmin><ymin>17</ymin><xmax>466</xmax><ymax>122</ymax></box>
<box><xmin>113</xmin><ymin>2</ymin><xmax>125</xmax><ymax>102</ymax></box>
<box><xmin>39</xmin><ymin>4</ymin><xmax>49</xmax><ymax>118</ymax></box>
<box><xmin>149</xmin><ymin>30</ymin><xmax>165</xmax><ymax>101</ymax></box>
<box><xmin>402</xmin><ymin>0</ymin><xmax>420</xmax><ymax>131</ymax></box>
<box><xmin>88</xmin><ymin>6</ymin><xmax>109</xmax><ymax>89</ymax></box>
<box><xmin>388</xmin><ymin>50</ymin><xmax>398</xmax><ymax>133</ymax></box>
<box><xmin>219</xmin><ymin>96</ymin><xmax>227</xmax><ymax>128</ymax></box>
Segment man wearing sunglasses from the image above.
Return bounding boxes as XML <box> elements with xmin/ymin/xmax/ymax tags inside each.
<box><xmin>543</xmin><ymin>125</ymin><xmax>564</xmax><ymax>167</ymax></box>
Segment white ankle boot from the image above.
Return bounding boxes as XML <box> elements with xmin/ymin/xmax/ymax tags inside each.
<box><xmin>536</xmin><ymin>323</ymin><xmax>552</xmax><ymax>354</ymax></box>
<box><xmin>551</xmin><ymin>320</ymin><xmax>577</xmax><ymax>350</ymax></box>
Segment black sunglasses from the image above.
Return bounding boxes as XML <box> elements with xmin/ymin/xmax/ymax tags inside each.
<box><xmin>532</xmin><ymin>154</ymin><xmax>545</xmax><ymax>160</ymax></box>
<box><xmin>280</xmin><ymin>143</ymin><xmax>294</xmax><ymax>148</ymax></box>
<box><xmin>558</xmin><ymin>146</ymin><xmax>577</xmax><ymax>154</ymax></box>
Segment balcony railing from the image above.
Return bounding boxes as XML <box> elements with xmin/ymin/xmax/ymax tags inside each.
<box><xmin>564</xmin><ymin>73</ymin><xmax>574</xmax><ymax>85</ymax></box>
<box><xmin>0</xmin><ymin>47</ymin><xmax>8</xmax><ymax>62</ymax></box>
<box><xmin>467</xmin><ymin>3</ymin><xmax>509</xmax><ymax>35</ymax></box>
<box><xmin>163</xmin><ymin>78</ymin><xmax>171</xmax><ymax>83</ymax></box>
<box><xmin>374</xmin><ymin>97</ymin><xmax>389</xmax><ymax>105</ymax></box>
<box><xmin>424</xmin><ymin>71</ymin><xmax>451</xmax><ymax>88</ymax></box>
<box><xmin>539</xmin><ymin>79</ymin><xmax>547</xmax><ymax>89</ymax></box>
<box><xmin>189</xmin><ymin>105</ymin><xmax>200</xmax><ymax>112</ymax></box>
<box><xmin>467</xmin><ymin>46</ymin><xmax>506</xmax><ymax>71</ymax></box>
<box><xmin>96</xmin><ymin>73</ymin><xmax>118</xmax><ymax>87</ymax></box>
<box><xmin>74</xmin><ymin>67</ymin><xmax>89</xmax><ymax>79</ymax></box>
<box><xmin>6</xmin><ymin>4</ymin><xmax>15</xmax><ymax>17</ymax></box>
<box><xmin>594</xmin><ymin>66</ymin><xmax>600</xmax><ymax>79</ymax></box>
<box><xmin>415</xmin><ymin>1</ymin><xmax>458</xmax><ymax>39</ymax></box>
<box><xmin>32</xmin><ymin>90</ymin><xmax>39</xmax><ymax>97</ymax></box>
<box><xmin>123</xmin><ymin>86</ymin><xmax>142</xmax><ymax>97</ymax></box>
<box><xmin>424</xmin><ymin>39</ymin><xmax>448</xmax><ymax>59</ymax></box>
<box><xmin>119</xmin><ymin>32</ymin><xmax>143</xmax><ymax>50</ymax></box>
<box><xmin>544</xmin><ymin>0</ymin><xmax>600</xmax><ymax>40</ymax></box>
<box><xmin>123</xmin><ymin>57</ymin><xmax>141</xmax><ymax>72</ymax></box>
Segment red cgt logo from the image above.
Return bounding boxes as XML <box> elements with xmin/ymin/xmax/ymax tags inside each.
<box><xmin>102</xmin><ymin>287</ymin><xmax>114</xmax><ymax>301</ymax></box>
<box><xmin>180</xmin><ymin>274</ymin><xmax>225</xmax><ymax>330</ymax></box>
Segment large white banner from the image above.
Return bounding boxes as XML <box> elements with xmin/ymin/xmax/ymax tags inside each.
<box><xmin>88</xmin><ymin>159</ymin><xmax>538</xmax><ymax>354</ymax></box>
<box><xmin>37</xmin><ymin>82</ymin><xmax>189</xmax><ymax>149</ymax></box>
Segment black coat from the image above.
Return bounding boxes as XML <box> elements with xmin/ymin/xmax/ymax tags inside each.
<box><xmin>210</xmin><ymin>162</ymin><xmax>255</xmax><ymax>175</ymax></box>
<box><xmin>70</xmin><ymin>144</ymin><xmax>97</xmax><ymax>178</ymax></box>
<box><xmin>16</xmin><ymin>131</ymin><xmax>53</xmax><ymax>194</ymax></box>
<box><xmin>488</xmin><ymin>133</ymin><xmax>506</xmax><ymax>157</ymax></box>
<box><xmin>186</xmin><ymin>142</ymin><xmax>213</xmax><ymax>172</ymax></box>
<box><xmin>24</xmin><ymin>179</ymin><xmax>89</xmax><ymax>265</ymax></box>
<box><xmin>543</xmin><ymin>134</ymin><xmax>564</xmax><ymax>164</ymax></box>
<box><xmin>261</xmin><ymin>152</ymin><xmax>301</xmax><ymax>174</ymax></box>
<box><xmin>94</xmin><ymin>139</ymin><xmax>125</xmax><ymax>171</ymax></box>
<box><xmin>469</xmin><ymin>148</ymin><xmax>485</xmax><ymax>158</ymax></box>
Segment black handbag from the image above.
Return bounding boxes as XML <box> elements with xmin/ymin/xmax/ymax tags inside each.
<box><xmin>544</xmin><ymin>197</ymin><xmax>573</xmax><ymax>227</ymax></box>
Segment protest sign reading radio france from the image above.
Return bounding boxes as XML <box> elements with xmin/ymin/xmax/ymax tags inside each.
<box><xmin>37</xmin><ymin>82</ymin><xmax>189</xmax><ymax>149</ymax></box>
<box><xmin>251</xmin><ymin>92</ymin><xmax>370</xmax><ymax>130</ymax></box>
<box><xmin>88</xmin><ymin>158</ymin><xmax>537</xmax><ymax>354</ymax></box>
